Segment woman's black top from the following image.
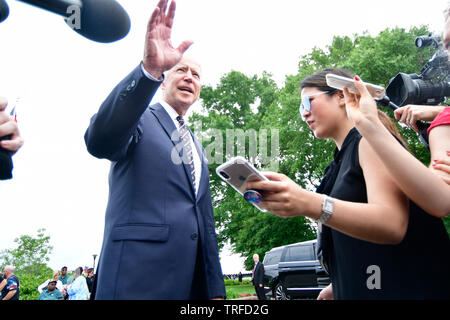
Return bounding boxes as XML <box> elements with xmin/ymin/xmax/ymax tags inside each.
<box><xmin>317</xmin><ymin>128</ymin><xmax>450</xmax><ymax>299</ymax></box>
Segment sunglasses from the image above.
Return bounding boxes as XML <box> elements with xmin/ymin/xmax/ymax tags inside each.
<box><xmin>299</xmin><ymin>90</ymin><xmax>336</xmax><ymax>120</ymax></box>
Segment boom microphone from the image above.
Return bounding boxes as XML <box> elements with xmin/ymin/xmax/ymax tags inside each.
<box><xmin>16</xmin><ymin>0</ymin><xmax>131</xmax><ymax>43</ymax></box>
<box><xmin>0</xmin><ymin>0</ymin><xmax>9</xmax><ymax>23</ymax></box>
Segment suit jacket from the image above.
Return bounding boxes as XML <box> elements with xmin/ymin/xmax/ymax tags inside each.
<box><xmin>84</xmin><ymin>64</ymin><xmax>225</xmax><ymax>300</ymax></box>
<box><xmin>252</xmin><ymin>262</ymin><xmax>264</xmax><ymax>286</ymax></box>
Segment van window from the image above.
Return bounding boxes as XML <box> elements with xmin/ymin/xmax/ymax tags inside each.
<box><xmin>284</xmin><ymin>245</ymin><xmax>314</xmax><ymax>262</ymax></box>
<box><xmin>263</xmin><ymin>250</ymin><xmax>283</xmax><ymax>266</ymax></box>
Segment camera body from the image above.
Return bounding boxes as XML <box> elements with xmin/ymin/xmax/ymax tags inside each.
<box><xmin>384</xmin><ymin>34</ymin><xmax>450</xmax><ymax>149</ymax></box>
<box><xmin>386</xmin><ymin>34</ymin><xmax>450</xmax><ymax>108</ymax></box>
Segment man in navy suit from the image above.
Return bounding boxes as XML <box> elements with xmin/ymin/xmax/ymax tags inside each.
<box><xmin>84</xmin><ymin>0</ymin><xmax>225</xmax><ymax>300</ymax></box>
<box><xmin>251</xmin><ymin>254</ymin><xmax>266</xmax><ymax>300</ymax></box>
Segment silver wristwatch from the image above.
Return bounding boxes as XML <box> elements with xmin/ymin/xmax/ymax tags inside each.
<box><xmin>316</xmin><ymin>196</ymin><xmax>334</xmax><ymax>224</ymax></box>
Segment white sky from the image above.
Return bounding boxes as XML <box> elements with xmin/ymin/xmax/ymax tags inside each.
<box><xmin>0</xmin><ymin>0</ymin><xmax>446</xmax><ymax>274</ymax></box>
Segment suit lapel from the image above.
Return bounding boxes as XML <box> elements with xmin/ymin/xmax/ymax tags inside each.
<box><xmin>150</xmin><ymin>103</ymin><xmax>196</xmax><ymax>197</ymax></box>
<box><xmin>189</xmin><ymin>127</ymin><xmax>209</xmax><ymax>200</ymax></box>
<box><xmin>150</xmin><ymin>103</ymin><xmax>179</xmax><ymax>147</ymax></box>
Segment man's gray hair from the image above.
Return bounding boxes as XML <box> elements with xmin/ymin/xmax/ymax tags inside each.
<box><xmin>4</xmin><ymin>265</ymin><xmax>15</xmax><ymax>273</ymax></box>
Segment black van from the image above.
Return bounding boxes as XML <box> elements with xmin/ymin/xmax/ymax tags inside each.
<box><xmin>262</xmin><ymin>240</ymin><xmax>330</xmax><ymax>300</ymax></box>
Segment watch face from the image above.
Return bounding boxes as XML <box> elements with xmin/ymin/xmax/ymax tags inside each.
<box><xmin>324</xmin><ymin>199</ymin><xmax>334</xmax><ymax>213</ymax></box>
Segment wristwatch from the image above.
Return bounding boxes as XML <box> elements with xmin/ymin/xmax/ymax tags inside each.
<box><xmin>316</xmin><ymin>196</ymin><xmax>334</xmax><ymax>224</ymax></box>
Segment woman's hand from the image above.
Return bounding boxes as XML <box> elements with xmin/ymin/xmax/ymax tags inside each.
<box><xmin>246</xmin><ymin>172</ymin><xmax>314</xmax><ymax>218</ymax></box>
<box><xmin>343</xmin><ymin>75</ymin><xmax>382</xmax><ymax>134</ymax></box>
<box><xmin>432</xmin><ymin>153</ymin><xmax>450</xmax><ymax>185</ymax></box>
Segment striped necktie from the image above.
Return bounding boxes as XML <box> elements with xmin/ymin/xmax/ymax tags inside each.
<box><xmin>176</xmin><ymin>116</ymin><xmax>196</xmax><ymax>190</ymax></box>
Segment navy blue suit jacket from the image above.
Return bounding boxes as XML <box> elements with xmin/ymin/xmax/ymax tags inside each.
<box><xmin>84</xmin><ymin>64</ymin><xmax>225</xmax><ymax>300</ymax></box>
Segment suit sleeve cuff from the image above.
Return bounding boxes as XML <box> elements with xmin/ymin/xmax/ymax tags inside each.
<box><xmin>140</xmin><ymin>62</ymin><xmax>164</xmax><ymax>82</ymax></box>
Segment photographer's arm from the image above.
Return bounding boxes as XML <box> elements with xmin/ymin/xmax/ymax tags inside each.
<box><xmin>394</xmin><ymin>104</ymin><xmax>445</xmax><ymax>132</ymax></box>
<box><xmin>345</xmin><ymin>77</ymin><xmax>450</xmax><ymax>217</ymax></box>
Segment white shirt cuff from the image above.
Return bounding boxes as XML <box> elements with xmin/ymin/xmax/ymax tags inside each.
<box><xmin>140</xmin><ymin>63</ymin><xmax>164</xmax><ymax>81</ymax></box>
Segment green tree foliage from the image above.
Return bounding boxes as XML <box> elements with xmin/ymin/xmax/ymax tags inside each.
<box><xmin>0</xmin><ymin>228</ymin><xmax>54</xmax><ymax>300</ymax></box>
<box><xmin>191</xmin><ymin>25</ymin><xmax>448</xmax><ymax>270</ymax></box>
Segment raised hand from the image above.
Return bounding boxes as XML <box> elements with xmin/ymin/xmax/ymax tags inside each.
<box><xmin>142</xmin><ymin>0</ymin><xmax>193</xmax><ymax>79</ymax></box>
<box><xmin>343</xmin><ymin>76</ymin><xmax>381</xmax><ymax>134</ymax></box>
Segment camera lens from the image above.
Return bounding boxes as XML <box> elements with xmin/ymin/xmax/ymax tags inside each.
<box><xmin>220</xmin><ymin>171</ymin><xmax>230</xmax><ymax>179</ymax></box>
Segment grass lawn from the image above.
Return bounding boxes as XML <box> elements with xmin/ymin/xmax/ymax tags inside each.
<box><xmin>226</xmin><ymin>284</ymin><xmax>255</xmax><ymax>299</ymax></box>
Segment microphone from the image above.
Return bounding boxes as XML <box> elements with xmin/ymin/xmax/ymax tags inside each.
<box><xmin>16</xmin><ymin>0</ymin><xmax>131</xmax><ymax>43</ymax></box>
<box><xmin>0</xmin><ymin>0</ymin><xmax>9</xmax><ymax>23</ymax></box>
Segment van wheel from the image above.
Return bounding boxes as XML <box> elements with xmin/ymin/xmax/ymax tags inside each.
<box><xmin>274</xmin><ymin>283</ymin><xmax>290</xmax><ymax>300</ymax></box>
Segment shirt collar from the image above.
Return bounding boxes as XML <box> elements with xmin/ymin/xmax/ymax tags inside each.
<box><xmin>160</xmin><ymin>100</ymin><xmax>182</xmax><ymax>123</ymax></box>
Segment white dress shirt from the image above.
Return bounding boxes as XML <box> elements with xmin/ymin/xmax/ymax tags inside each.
<box><xmin>141</xmin><ymin>63</ymin><xmax>202</xmax><ymax>195</ymax></box>
<box><xmin>159</xmin><ymin>100</ymin><xmax>202</xmax><ymax>195</ymax></box>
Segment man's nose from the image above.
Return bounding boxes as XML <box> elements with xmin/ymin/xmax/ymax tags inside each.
<box><xmin>183</xmin><ymin>69</ymin><xmax>193</xmax><ymax>81</ymax></box>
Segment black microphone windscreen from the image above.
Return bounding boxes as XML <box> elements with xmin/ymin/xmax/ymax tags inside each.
<box><xmin>0</xmin><ymin>0</ymin><xmax>9</xmax><ymax>23</ymax></box>
<box><xmin>71</xmin><ymin>0</ymin><xmax>130</xmax><ymax>43</ymax></box>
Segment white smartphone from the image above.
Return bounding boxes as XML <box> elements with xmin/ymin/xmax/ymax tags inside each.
<box><xmin>326</xmin><ymin>73</ymin><xmax>386</xmax><ymax>100</ymax></box>
<box><xmin>216</xmin><ymin>156</ymin><xmax>269</xmax><ymax>212</ymax></box>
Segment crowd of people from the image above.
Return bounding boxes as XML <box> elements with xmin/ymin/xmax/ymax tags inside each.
<box><xmin>0</xmin><ymin>265</ymin><xmax>95</xmax><ymax>301</ymax></box>
<box><xmin>1</xmin><ymin>0</ymin><xmax>449</xmax><ymax>300</ymax></box>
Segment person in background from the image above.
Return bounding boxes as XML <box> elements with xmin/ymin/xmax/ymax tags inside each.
<box><xmin>38</xmin><ymin>280</ymin><xmax>64</xmax><ymax>300</ymax></box>
<box><xmin>67</xmin><ymin>267</ymin><xmax>89</xmax><ymax>300</ymax></box>
<box><xmin>251</xmin><ymin>254</ymin><xmax>266</xmax><ymax>300</ymax></box>
<box><xmin>85</xmin><ymin>268</ymin><xmax>95</xmax><ymax>295</ymax></box>
<box><xmin>59</xmin><ymin>266</ymin><xmax>73</xmax><ymax>285</ymax></box>
<box><xmin>1</xmin><ymin>265</ymin><xmax>19</xmax><ymax>300</ymax></box>
<box><xmin>38</xmin><ymin>270</ymin><xmax>64</xmax><ymax>295</ymax></box>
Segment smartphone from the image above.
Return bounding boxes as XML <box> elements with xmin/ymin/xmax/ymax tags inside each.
<box><xmin>326</xmin><ymin>73</ymin><xmax>386</xmax><ymax>100</ymax></box>
<box><xmin>216</xmin><ymin>156</ymin><xmax>269</xmax><ymax>212</ymax></box>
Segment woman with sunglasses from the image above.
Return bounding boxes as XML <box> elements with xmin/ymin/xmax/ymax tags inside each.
<box><xmin>246</xmin><ymin>68</ymin><xmax>450</xmax><ymax>300</ymax></box>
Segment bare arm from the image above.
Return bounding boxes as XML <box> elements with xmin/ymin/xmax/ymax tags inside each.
<box><xmin>2</xmin><ymin>289</ymin><xmax>17</xmax><ymax>300</ymax></box>
<box><xmin>247</xmin><ymin>140</ymin><xmax>410</xmax><ymax>245</ymax></box>
<box><xmin>0</xmin><ymin>279</ymin><xmax>6</xmax><ymax>292</ymax></box>
<box><xmin>394</xmin><ymin>104</ymin><xmax>445</xmax><ymax>132</ymax></box>
<box><xmin>344</xmin><ymin>77</ymin><xmax>450</xmax><ymax>217</ymax></box>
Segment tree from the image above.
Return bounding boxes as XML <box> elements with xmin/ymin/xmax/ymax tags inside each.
<box><xmin>0</xmin><ymin>228</ymin><xmax>53</xmax><ymax>275</ymax></box>
<box><xmin>0</xmin><ymin>228</ymin><xmax>54</xmax><ymax>300</ymax></box>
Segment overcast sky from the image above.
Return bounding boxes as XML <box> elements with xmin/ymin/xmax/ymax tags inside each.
<box><xmin>0</xmin><ymin>0</ymin><xmax>447</xmax><ymax>274</ymax></box>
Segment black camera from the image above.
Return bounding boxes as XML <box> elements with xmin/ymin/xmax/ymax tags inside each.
<box><xmin>386</xmin><ymin>72</ymin><xmax>450</xmax><ymax>107</ymax></box>
<box><xmin>386</xmin><ymin>34</ymin><xmax>450</xmax><ymax>107</ymax></box>
<box><xmin>382</xmin><ymin>34</ymin><xmax>450</xmax><ymax>149</ymax></box>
